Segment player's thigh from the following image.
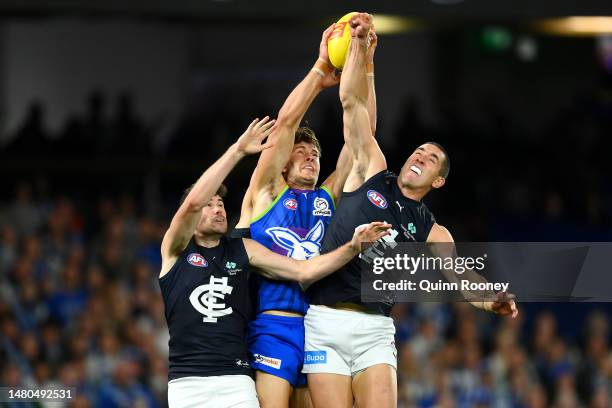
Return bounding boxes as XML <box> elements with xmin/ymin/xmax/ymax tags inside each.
<box><xmin>352</xmin><ymin>364</ymin><xmax>397</xmax><ymax>408</ymax></box>
<box><xmin>307</xmin><ymin>373</ymin><xmax>352</xmax><ymax>408</ymax></box>
<box><xmin>289</xmin><ymin>386</ymin><xmax>312</xmax><ymax>408</ymax></box>
<box><xmin>256</xmin><ymin>370</ymin><xmax>292</xmax><ymax>408</ymax></box>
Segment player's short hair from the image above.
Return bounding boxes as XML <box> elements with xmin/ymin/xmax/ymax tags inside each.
<box><xmin>180</xmin><ymin>183</ymin><xmax>228</xmax><ymax>206</ymax></box>
<box><xmin>295</xmin><ymin>127</ymin><xmax>322</xmax><ymax>156</ymax></box>
<box><xmin>425</xmin><ymin>141</ymin><xmax>450</xmax><ymax>179</ymax></box>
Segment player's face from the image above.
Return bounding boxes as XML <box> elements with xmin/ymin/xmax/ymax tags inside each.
<box><xmin>196</xmin><ymin>195</ymin><xmax>227</xmax><ymax>235</ymax></box>
<box><xmin>283</xmin><ymin>142</ymin><xmax>320</xmax><ymax>187</ymax></box>
<box><xmin>399</xmin><ymin>144</ymin><xmax>446</xmax><ymax>190</ymax></box>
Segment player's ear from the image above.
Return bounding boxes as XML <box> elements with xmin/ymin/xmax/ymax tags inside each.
<box><xmin>431</xmin><ymin>176</ymin><xmax>445</xmax><ymax>189</ymax></box>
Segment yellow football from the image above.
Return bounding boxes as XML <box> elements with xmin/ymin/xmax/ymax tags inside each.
<box><xmin>327</xmin><ymin>12</ymin><xmax>357</xmax><ymax>69</ymax></box>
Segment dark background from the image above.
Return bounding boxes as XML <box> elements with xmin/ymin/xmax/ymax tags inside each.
<box><xmin>0</xmin><ymin>1</ymin><xmax>611</xmax><ymax>407</ymax></box>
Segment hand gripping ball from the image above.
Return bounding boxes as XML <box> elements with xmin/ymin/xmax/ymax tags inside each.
<box><xmin>327</xmin><ymin>12</ymin><xmax>357</xmax><ymax>69</ymax></box>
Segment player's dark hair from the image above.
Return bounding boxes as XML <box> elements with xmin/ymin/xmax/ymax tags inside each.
<box><xmin>295</xmin><ymin>127</ymin><xmax>322</xmax><ymax>156</ymax></box>
<box><xmin>180</xmin><ymin>183</ymin><xmax>228</xmax><ymax>206</ymax></box>
<box><xmin>425</xmin><ymin>141</ymin><xmax>450</xmax><ymax>179</ymax></box>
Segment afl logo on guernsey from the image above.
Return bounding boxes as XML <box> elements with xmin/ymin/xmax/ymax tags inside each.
<box><xmin>367</xmin><ymin>190</ymin><xmax>388</xmax><ymax>209</ymax></box>
<box><xmin>283</xmin><ymin>198</ymin><xmax>298</xmax><ymax>211</ymax></box>
<box><xmin>187</xmin><ymin>253</ymin><xmax>208</xmax><ymax>267</ymax></box>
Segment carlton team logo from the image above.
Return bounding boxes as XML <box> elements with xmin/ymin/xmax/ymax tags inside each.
<box><xmin>187</xmin><ymin>253</ymin><xmax>208</xmax><ymax>268</ymax></box>
<box><xmin>283</xmin><ymin>198</ymin><xmax>298</xmax><ymax>211</ymax></box>
<box><xmin>367</xmin><ymin>190</ymin><xmax>388</xmax><ymax>209</ymax></box>
<box><xmin>189</xmin><ymin>276</ymin><xmax>233</xmax><ymax>323</ymax></box>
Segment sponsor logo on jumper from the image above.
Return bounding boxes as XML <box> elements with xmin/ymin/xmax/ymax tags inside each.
<box><xmin>395</xmin><ymin>201</ymin><xmax>405</xmax><ymax>212</ymax></box>
<box><xmin>313</xmin><ymin>197</ymin><xmax>332</xmax><ymax>217</ymax></box>
<box><xmin>225</xmin><ymin>261</ymin><xmax>241</xmax><ymax>275</ymax></box>
<box><xmin>235</xmin><ymin>359</ymin><xmax>251</xmax><ymax>368</ymax></box>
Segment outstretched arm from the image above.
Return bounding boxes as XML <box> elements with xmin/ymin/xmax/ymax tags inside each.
<box><xmin>323</xmin><ymin>28</ymin><xmax>379</xmax><ymax>200</ymax></box>
<box><xmin>340</xmin><ymin>14</ymin><xmax>386</xmax><ymax>193</ymax></box>
<box><xmin>160</xmin><ymin>117</ymin><xmax>275</xmax><ymax>276</ymax></box>
<box><xmin>244</xmin><ymin>221</ymin><xmax>391</xmax><ymax>288</ymax></box>
<box><xmin>250</xmin><ymin>25</ymin><xmax>340</xmax><ymax>208</ymax></box>
<box><xmin>427</xmin><ymin>224</ymin><xmax>518</xmax><ymax>317</ymax></box>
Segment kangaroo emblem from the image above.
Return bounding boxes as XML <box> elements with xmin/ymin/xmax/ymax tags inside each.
<box><xmin>265</xmin><ymin>220</ymin><xmax>325</xmax><ymax>260</ymax></box>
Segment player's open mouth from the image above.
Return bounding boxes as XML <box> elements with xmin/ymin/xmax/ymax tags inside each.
<box><xmin>213</xmin><ymin>217</ymin><xmax>225</xmax><ymax>223</ymax></box>
<box><xmin>303</xmin><ymin>165</ymin><xmax>315</xmax><ymax>171</ymax></box>
<box><xmin>410</xmin><ymin>165</ymin><xmax>422</xmax><ymax>176</ymax></box>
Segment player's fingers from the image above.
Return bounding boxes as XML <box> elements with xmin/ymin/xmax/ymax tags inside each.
<box><xmin>260</xmin><ymin>119</ymin><xmax>276</xmax><ymax>133</ymax></box>
<box><xmin>322</xmin><ymin>24</ymin><xmax>334</xmax><ymax>40</ymax></box>
<box><xmin>247</xmin><ymin>118</ymin><xmax>259</xmax><ymax>131</ymax></box>
<box><xmin>259</xmin><ymin>140</ymin><xmax>275</xmax><ymax>151</ymax></box>
<box><xmin>254</xmin><ymin>116</ymin><xmax>270</xmax><ymax>130</ymax></box>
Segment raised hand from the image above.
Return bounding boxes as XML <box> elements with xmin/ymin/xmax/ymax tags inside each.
<box><xmin>350</xmin><ymin>222</ymin><xmax>392</xmax><ymax>252</ymax></box>
<box><xmin>349</xmin><ymin>13</ymin><xmax>373</xmax><ymax>41</ymax></box>
<box><xmin>316</xmin><ymin>24</ymin><xmax>341</xmax><ymax>88</ymax></box>
<box><xmin>235</xmin><ymin>116</ymin><xmax>276</xmax><ymax>156</ymax></box>
<box><xmin>367</xmin><ymin>26</ymin><xmax>378</xmax><ymax>64</ymax></box>
<box><xmin>490</xmin><ymin>291</ymin><xmax>519</xmax><ymax>318</ymax></box>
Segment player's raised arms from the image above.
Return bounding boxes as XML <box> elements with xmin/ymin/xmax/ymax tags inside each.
<box><xmin>160</xmin><ymin>117</ymin><xmax>275</xmax><ymax>277</ymax></box>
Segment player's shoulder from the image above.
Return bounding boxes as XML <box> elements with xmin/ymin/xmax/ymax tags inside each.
<box><xmin>223</xmin><ymin>235</ymin><xmax>246</xmax><ymax>248</ymax></box>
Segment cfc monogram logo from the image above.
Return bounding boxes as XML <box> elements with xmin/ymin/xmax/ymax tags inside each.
<box><xmin>189</xmin><ymin>276</ymin><xmax>233</xmax><ymax>323</ymax></box>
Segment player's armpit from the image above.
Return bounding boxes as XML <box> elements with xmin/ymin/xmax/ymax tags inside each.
<box><xmin>322</xmin><ymin>145</ymin><xmax>352</xmax><ymax>202</ymax></box>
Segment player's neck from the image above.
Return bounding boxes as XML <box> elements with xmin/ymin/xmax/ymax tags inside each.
<box><xmin>194</xmin><ymin>232</ymin><xmax>222</xmax><ymax>248</ymax></box>
<box><xmin>397</xmin><ymin>179</ymin><xmax>427</xmax><ymax>202</ymax></box>
<box><xmin>287</xmin><ymin>180</ymin><xmax>316</xmax><ymax>191</ymax></box>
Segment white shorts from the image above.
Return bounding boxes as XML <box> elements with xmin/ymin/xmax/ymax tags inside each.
<box><xmin>302</xmin><ymin>305</ymin><xmax>397</xmax><ymax>377</ymax></box>
<box><xmin>168</xmin><ymin>375</ymin><xmax>259</xmax><ymax>408</ymax></box>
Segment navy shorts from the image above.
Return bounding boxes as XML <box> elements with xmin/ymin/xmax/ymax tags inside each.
<box><xmin>247</xmin><ymin>313</ymin><xmax>306</xmax><ymax>387</ymax></box>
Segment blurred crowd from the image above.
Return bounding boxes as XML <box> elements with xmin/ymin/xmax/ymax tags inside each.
<box><xmin>0</xmin><ymin>190</ymin><xmax>168</xmax><ymax>407</ymax></box>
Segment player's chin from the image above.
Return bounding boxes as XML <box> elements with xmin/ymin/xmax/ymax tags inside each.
<box><xmin>211</xmin><ymin>223</ymin><xmax>228</xmax><ymax>234</ymax></box>
<box><xmin>301</xmin><ymin>172</ymin><xmax>318</xmax><ymax>184</ymax></box>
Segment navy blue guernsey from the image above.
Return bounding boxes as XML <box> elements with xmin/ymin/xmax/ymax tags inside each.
<box><xmin>307</xmin><ymin>170</ymin><xmax>436</xmax><ymax>316</ymax></box>
<box><xmin>229</xmin><ymin>228</ymin><xmax>251</xmax><ymax>239</ymax></box>
<box><xmin>159</xmin><ymin>236</ymin><xmax>253</xmax><ymax>380</ymax></box>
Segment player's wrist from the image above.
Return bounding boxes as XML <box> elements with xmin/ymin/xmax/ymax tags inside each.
<box><xmin>312</xmin><ymin>58</ymin><xmax>334</xmax><ymax>79</ymax></box>
<box><xmin>229</xmin><ymin>142</ymin><xmax>247</xmax><ymax>160</ymax></box>
<box><xmin>348</xmin><ymin>239</ymin><xmax>361</xmax><ymax>255</ymax></box>
<box><xmin>366</xmin><ymin>62</ymin><xmax>374</xmax><ymax>75</ymax></box>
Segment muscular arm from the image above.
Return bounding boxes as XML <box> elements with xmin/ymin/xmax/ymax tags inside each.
<box><xmin>340</xmin><ymin>14</ymin><xmax>386</xmax><ymax>193</ymax></box>
<box><xmin>323</xmin><ymin>30</ymin><xmax>378</xmax><ymax>201</ymax></box>
<box><xmin>160</xmin><ymin>118</ymin><xmax>274</xmax><ymax>277</ymax></box>
<box><xmin>250</xmin><ymin>26</ymin><xmax>339</xmax><ymax>215</ymax></box>
<box><xmin>427</xmin><ymin>224</ymin><xmax>518</xmax><ymax>317</ymax></box>
<box><xmin>243</xmin><ymin>221</ymin><xmax>390</xmax><ymax>288</ymax></box>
